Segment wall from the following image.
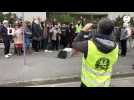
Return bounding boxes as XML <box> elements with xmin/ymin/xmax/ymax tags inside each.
<box><xmin>14</xmin><ymin>12</ymin><xmax>46</xmax><ymax>22</ymax></box>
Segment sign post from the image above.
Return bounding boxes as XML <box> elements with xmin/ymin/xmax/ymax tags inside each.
<box><xmin>123</xmin><ymin>15</ymin><xmax>130</xmax><ymax>27</ymax></box>
<box><xmin>22</xmin><ymin>12</ymin><xmax>26</xmax><ymax>66</ymax></box>
<box><xmin>123</xmin><ymin>15</ymin><xmax>131</xmax><ymax>48</ymax></box>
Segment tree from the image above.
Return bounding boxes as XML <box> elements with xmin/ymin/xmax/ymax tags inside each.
<box><xmin>46</xmin><ymin>12</ymin><xmax>75</xmax><ymax>24</ymax></box>
<box><xmin>4</xmin><ymin>12</ymin><xmax>12</xmax><ymax>20</ymax></box>
<box><xmin>3</xmin><ymin>12</ymin><xmax>17</xmax><ymax>27</ymax></box>
<box><xmin>114</xmin><ymin>16</ymin><xmax>124</xmax><ymax>27</ymax></box>
<box><xmin>130</xmin><ymin>17</ymin><xmax>134</xmax><ymax>27</ymax></box>
<box><xmin>0</xmin><ymin>12</ymin><xmax>4</xmax><ymax>22</ymax></box>
<box><xmin>56</xmin><ymin>14</ymin><xmax>74</xmax><ymax>24</ymax></box>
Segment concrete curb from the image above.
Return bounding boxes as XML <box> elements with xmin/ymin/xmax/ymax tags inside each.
<box><xmin>1</xmin><ymin>73</ymin><xmax>134</xmax><ymax>87</ymax></box>
<box><xmin>112</xmin><ymin>72</ymin><xmax>134</xmax><ymax>78</ymax></box>
<box><xmin>0</xmin><ymin>76</ymin><xmax>80</xmax><ymax>87</ymax></box>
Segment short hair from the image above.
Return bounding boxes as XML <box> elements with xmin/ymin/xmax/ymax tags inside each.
<box><xmin>3</xmin><ymin>20</ymin><xmax>8</xmax><ymax>24</ymax></box>
<box><xmin>97</xmin><ymin>18</ymin><xmax>114</xmax><ymax>35</ymax></box>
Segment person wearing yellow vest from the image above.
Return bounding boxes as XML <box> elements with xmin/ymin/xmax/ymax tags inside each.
<box><xmin>75</xmin><ymin>21</ymin><xmax>82</xmax><ymax>35</ymax></box>
<box><xmin>72</xmin><ymin>18</ymin><xmax>119</xmax><ymax>87</ymax></box>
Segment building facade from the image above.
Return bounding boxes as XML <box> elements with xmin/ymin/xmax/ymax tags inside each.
<box><xmin>13</xmin><ymin>12</ymin><xmax>46</xmax><ymax>22</ymax></box>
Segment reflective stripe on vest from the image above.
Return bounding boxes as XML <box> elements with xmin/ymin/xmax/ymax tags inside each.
<box><xmin>81</xmin><ymin>74</ymin><xmax>111</xmax><ymax>87</ymax></box>
<box><xmin>82</xmin><ymin>62</ymin><xmax>112</xmax><ymax>76</ymax></box>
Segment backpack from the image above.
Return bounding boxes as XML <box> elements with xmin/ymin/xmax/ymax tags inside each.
<box><xmin>57</xmin><ymin>50</ymin><xmax>67</xmax><ymax>59</ymax></box>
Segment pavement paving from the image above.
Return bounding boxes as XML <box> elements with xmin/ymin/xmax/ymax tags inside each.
<box><xmin>0</xmin><ymin>43</ymin><xmax>134</xmax><ymax>87</ymax></box>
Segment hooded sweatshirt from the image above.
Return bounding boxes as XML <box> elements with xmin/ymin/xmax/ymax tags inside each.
<box><xmin>72</xmin><ymin>32</ymin><xmax>117</xmax><ymax>59</ymax></box>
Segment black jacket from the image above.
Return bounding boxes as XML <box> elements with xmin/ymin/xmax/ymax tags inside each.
<box><xmin>0</xmin><ymin>25</ymin><xmax>8</xmax><ymax>37</ymax></box>
<box><xmin>32</xmin><ymin>22</ymin><xmax>42</xmax><ymax>40</ymax></box>
<box><xmin>72</xmin><ymin>32</ymin><xmax>117</xmax><ymax>59</ymax></box>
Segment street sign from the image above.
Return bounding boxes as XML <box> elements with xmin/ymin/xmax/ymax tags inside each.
<box><xmin>7</xmin><ymin>28</ymin><xmax>15</xmax><ymax>35</ymax></box>
<box><xmin>123</xmin><ymin>16</ymin><xmax>130</xmax><ymax>23</ymax></box>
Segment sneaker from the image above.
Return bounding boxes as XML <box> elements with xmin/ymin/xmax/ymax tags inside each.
<box><xmin>44</xmin><ymin>50</ymin><xmax>48</xmax><ymax>52</ymax></box>
<box><xmin>5</xmin><ymin>54</ymin><xmax>10</xmax><ymax>58</ymax></box>
<box><xmin>8</xmin><ymin>53</ymin><xmax>12</xmax><ymax>56</ymax></box>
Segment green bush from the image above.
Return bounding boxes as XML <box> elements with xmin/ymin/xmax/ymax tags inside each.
<box><xmin>0</xmin><ymin>12</ymin><xmax>5</xmax><ymax>22</ymax></box>
<box><xmin>0</xmin><ymin>12</ymin><xmax>17</xmax><ymax>26</ymax></box>
<box><xmin>114</xmin><ymin>16</ymin><xmax>124</xmax><ymax>27</ymax></box>
<box><xmin>56</xmin><ymin>14</ymin><xmax>74</xmax><ymax>23</ymax></box>
<box><xmin>47</xmin><ymin>12</ymin><xmax>75</xmax><ymax>24</ymax></box>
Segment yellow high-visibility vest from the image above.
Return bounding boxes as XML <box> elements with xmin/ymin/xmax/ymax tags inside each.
<box><xmin>81</xmin><ymin>40</ymin><xmax>119</xmax><ymax>87</ymax></box>
<box><xmin>75</xmin><ymin>24</ymin><xmax>82</xmax><ymax>33</ymax></box>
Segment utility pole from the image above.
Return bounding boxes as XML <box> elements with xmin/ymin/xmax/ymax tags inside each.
<box><xmin>22</xmin><ymin>12</ymin><xmax>26</xmax><ymax>66</ymax></box>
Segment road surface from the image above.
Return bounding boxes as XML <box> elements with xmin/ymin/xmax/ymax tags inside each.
<box><xmin>29</xmin><ymin>76</ymin><xmax>134</xmax><ymax>87</ymax></box>
<box><xmin>0</xmin><ymin>43</ymin><xmax>134</xmax><ymax>86</ymax></box>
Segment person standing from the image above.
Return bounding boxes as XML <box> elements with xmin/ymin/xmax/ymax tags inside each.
<box><xmin>13</xmin><ymin>22</ymin><xmax>23</xmax><ymax>56</ymax></box>
<box><xmin>60</xmin><ymin>24</ymin><xmax>69</xmax><ymax>48</ymax></box>
<box><xmin>68</xmin><ymin>23</ymin><xmax>75</xmax><ymax>48</ymax></box>
<box><xmin>32</xmin><ymin>19</ymin><xmax>42</xmax><ymax>52</ymax></box>
<box><xmin>0</xmin><ymin>20</ymin><xmax>12</xmax><ymax>58</ymax></box>
<box><xmin>24</xmin><ymin>21</ymin><xmax>32</xmax><ymax>54</ymax></box>
<box><xmin>50</xmin><ymin>24</ymin><xmax>61</xmax><ymax>51</ymax></box>
<box><xmin>120</xmin><ymin>24</ymin><xmax>131</xmax><ymax>57</ymax></box>
<box><xmin>64</xmin><ymin>24</ymin><xmax>70</xmax><ymax>48</ymax></box>
<box><xmin>31</xmin><ymin>18</ymin><xmax>35</xmax><ymax>50</ymax></box>
<box><xmin>42</xmin><ymin>22</ymin><xmax>49</xmax><ymax>52</ymax></box>
<box><xmin>75</xmin><ymin>20</ymin><xmax>82</xmax><ymax>36</ymax></box>
<box><xmin>72</xmin><ymin>18</ymin><xmax>119</xmax><ymax>87</ymax></box>
<box><xmin>61</xmin><ymin>24</ymin><xmax>66</xmax><ymax>48</ymax></box>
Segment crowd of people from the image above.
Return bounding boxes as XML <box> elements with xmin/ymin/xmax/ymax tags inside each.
<box><xmin>0</xmin><ymin>16</ymin><xmax>134</xmax><ymax>59</ymax></box>
<box><xmin>0</xmin><ymin>17</ymin><xmax>85</xmax><ymax>58</ymax></box>
<box><xmin>1</xmin><ymin>16</ymin><xmax>134</xmax><ymax>87</ymax></box>
<box><xmin>31</xmin><ymin>18</ymin><xmax>79</xmax><ymax>52</ymax></box>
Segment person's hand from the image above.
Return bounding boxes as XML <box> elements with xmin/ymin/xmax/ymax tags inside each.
<box><xmin>81</xmin><ymin>23</ymin><xmax>93</xmax><ymax>32</ymax></box>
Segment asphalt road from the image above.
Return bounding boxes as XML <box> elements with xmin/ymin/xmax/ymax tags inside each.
<box><xmin>29</xmin><ymin>76</ymin><xmax>134</xmax><ymax>87</ymax></box>
<box><xmin>0</xmin><ymin>43</ymin><xmax>134</xmax><ymax>86</ymax></box>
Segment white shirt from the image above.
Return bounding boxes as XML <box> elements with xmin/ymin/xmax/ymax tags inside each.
<box><xmin>50</xmin><ymin>27</ymin><xmax>61</xmax><ymax>40</ymax></box>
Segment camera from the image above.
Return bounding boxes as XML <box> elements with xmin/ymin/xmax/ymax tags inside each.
<box><xmin>92</xmin><ymin>24</ymin><xmax>97</xmax><ymax>29</ymax></box>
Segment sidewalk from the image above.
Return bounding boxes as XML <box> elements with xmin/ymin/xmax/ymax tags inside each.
<box><xmin>0</xmin><ymin>43</ymin><xmax>134</xmax><ymax>86</ymax></box>
<box><xmin>111</xmin><ymin>76</ymin><xmax>134</xmax><ymax>87</ymax></box>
